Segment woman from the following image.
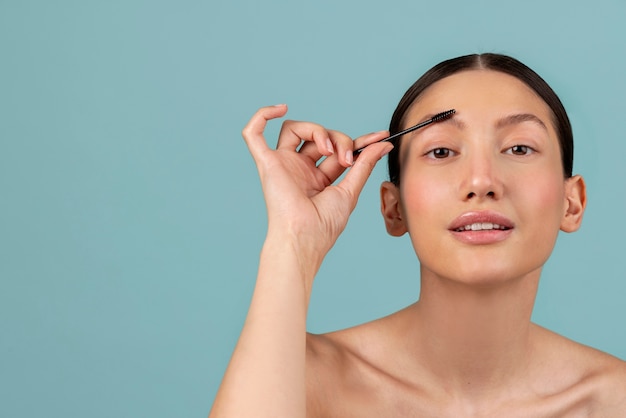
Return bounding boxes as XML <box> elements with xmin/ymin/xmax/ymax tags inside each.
<box><xmin>210</xmin><ymin>54</ymin><xmax>626</xmax><ymax>417</ymax></box>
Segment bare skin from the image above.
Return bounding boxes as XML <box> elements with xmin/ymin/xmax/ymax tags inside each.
<box><xmin>307</xmin><ymin>311</ymin><xmax>626</xmax><ymax>417</ymax></box>
<box><xmin>210</xmin><ymin>70</ymin><xmax>626</xmax><ymax>418</ymax></box>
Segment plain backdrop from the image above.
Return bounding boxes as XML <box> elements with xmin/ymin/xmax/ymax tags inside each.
<box><xmin>1</xmin><ymin>1</ymin><xmax>625</xmax><ymax>416</ymax></box>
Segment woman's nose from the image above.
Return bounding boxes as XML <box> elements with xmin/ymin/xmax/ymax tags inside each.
<box><xmin>460</xmin><ymin>152</ymin><xmax>503</xmax><ymax>201</ymax></box>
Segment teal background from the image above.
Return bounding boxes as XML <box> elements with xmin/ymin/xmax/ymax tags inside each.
<box><xmin>1</xmin><ymin>1</ymin><xmax>625</xmax><ymax>416</ymax></box>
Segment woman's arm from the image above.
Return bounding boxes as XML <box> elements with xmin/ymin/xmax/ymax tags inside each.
<box><xmin>209</xmin><ymin>105</ymin><xmax>392</xmax><ymax>417</ymax></box>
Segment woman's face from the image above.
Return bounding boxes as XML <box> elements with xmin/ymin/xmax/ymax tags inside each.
<box><xmin>381</xmin><ymin>70</ymin><xmax>585</xmax><ymax>285</ymax></box>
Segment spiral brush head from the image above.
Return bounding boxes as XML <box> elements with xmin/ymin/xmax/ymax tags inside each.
<box><xmin>430</xmin><ymin>109</ymin><xmax>456</xmax><ymax>123</ymax></box>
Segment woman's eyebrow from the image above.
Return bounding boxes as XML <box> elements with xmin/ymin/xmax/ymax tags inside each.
<box><xmin>402</xmin><ymin>111</ymin><xmax>548</xmax><ymax>155</ymax></box>
<box><xmin>403</xmin><ymin>112</ymin><xmax>548</xmax><ymax>155</ymax></box>
<box><xmin>496</xmin><ymin>113</ymin><xmax>548</xmax><ymax>131</ymax></box>
<box><xmin>421</xmin><ymin>112</ymin><xmax>466</xmax><ymax>130</ymax></box>
<box><xmin>416</xmin><ymin>113</ymin><xmax>548</xmax><ymax>131</ymax></box>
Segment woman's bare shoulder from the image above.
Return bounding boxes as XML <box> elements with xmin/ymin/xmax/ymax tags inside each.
<box><xmin>306</xmin><ymin>310</ymin><xmax>401</xmax><ymax>370</ymax></box>
<box><xmin>532</xmin><ymin>323</ymin><xmax>625</xmax><ymax>369</ymax></box>
<box><xmin>575</xmin><ymin>343</ymin><xmax>626</xmax><ymax>415</ymax></box>
<box><xmin>532</xmin><ymin>324</ymin><xmax>626</xmax><ymax>413</ymax></box>
<box><xmin>306</xmin><ymin>316</ymin><xmax>389</xmax><ymax>377</ymax></box>
<box><xmin>305</xmin><ymin>317</ymin><xmax>401</xmax><ymax>417</ymax></box>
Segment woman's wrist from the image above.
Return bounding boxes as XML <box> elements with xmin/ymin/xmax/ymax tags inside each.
<box><xmin>260</xmin><ymin>230</ymin><xmax>326</xmax><ymax>293</ymax></box>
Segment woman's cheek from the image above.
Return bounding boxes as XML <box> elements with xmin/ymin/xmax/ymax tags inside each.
<box><xmin>513</xmin><ymin>169</ymin><xmax>566</xmax><ymax>239</ymax></box>
<box><xmin>401</xmin><ymin>174</ymin><xmax>451</xmax><ymax>219</ymax></box>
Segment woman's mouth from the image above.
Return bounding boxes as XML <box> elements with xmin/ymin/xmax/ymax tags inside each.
<box><xmin>453</xmin><ymin>222</ymin><xmax>511</xmax><ymax>232</ymax></box>
<box><xmin>448</xmin><ymin>211</ymin><xmax>514</xmax><ymax>244</ymax></box>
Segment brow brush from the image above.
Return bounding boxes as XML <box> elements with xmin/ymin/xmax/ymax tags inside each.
<box><xmin>353</xmin><ymin>109</ymin><xmax>456</xmax><ymax>156</ymax></box>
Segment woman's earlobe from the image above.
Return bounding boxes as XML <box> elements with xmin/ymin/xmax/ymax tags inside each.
<box><xmin>560</xmin><ymin>175</ymin><xmax>587</xmax><ymax>233</ymax></box>
<box><xmin>380</xmin><ymin>181</ymin><xmax>407</xmax><ymax>237</ymax></box>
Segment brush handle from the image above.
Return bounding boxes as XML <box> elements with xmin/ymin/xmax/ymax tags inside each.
<box><xmin>353</xmin><ymin>109</ymin><xmax>455</xmax><ymax>156</ymax></box>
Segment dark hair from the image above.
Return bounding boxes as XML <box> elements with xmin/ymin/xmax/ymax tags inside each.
<box><xmin>387</xmin><ymin>53</ymin><xmax>573</xmax><ymax>185</ymax></box>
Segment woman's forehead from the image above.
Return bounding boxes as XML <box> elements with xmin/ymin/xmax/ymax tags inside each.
<box><xmin>401</xmin><ymin>70</ymin><xmax>553</xmax><ymax>128</ymax></box>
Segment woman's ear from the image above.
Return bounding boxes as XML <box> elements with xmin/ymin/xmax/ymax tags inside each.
<box><xmin>560</xmin><ymin>175</ymin><xmax>587</xmax><ymax>233</ymax></box>
<box><xmin>380</xmin><ymin>181</ymin><xmax>407</xmax><ymax>237</ymax></box>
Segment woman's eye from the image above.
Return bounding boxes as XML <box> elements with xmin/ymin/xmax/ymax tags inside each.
<box><xmin>426</xmin><ymin>148</ymin><xmax>454</xmax><ymax>159</ymax></box>
<box><xmin>506</xmin><ymin>145</ymin><xmax>534</xmax><ymax>155</ymax></box>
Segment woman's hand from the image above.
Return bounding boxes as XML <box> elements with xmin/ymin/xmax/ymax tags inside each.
<box><xmin>242</xmin><ymin>104</ymin><xmax>393</xmax><ymax>265</ymax></box>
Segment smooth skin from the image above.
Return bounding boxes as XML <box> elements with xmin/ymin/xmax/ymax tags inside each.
<box><xmin>210</xmin><ymin>71</ymin><xmax>626</xmax><ymax>417</ymax></box>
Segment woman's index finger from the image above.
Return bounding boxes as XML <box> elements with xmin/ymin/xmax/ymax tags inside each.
<box><xmin>241</xmin><ymin>104</ymin><xmax>288</xmax><ymax>156</ymax></box>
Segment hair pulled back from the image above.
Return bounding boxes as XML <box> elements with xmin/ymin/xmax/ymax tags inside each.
<box><xmin>387</xmin><ymin>53</ymin><xmax>573</xmax><ymax>185</ymax></box>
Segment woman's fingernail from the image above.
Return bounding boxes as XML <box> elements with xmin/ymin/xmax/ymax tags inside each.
<box><xmin>326</xmin><ymin>139</ymin><xmax>334</xmax><ymax>153</ymax></box>
<box><xmin>381</xmin><ymin>143</ymin><xmax>394</xmax><ymax>157</ymax></box>
<box><xmin>345</xmin><ymin>150</ymin><xmax>354</xmax><ymax>165</ymax></box>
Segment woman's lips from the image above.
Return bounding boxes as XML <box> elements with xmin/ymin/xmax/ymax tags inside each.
<box><xmin>448</xmin><ymin>211</ymin><xmax>515</xmax><ymax>245</ymax></box>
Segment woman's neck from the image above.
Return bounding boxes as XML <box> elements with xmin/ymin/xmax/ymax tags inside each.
<box><xmin>403</xmin><ymin>268</ymin><xmax>541</xmax><ymax>400</ymax></box>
